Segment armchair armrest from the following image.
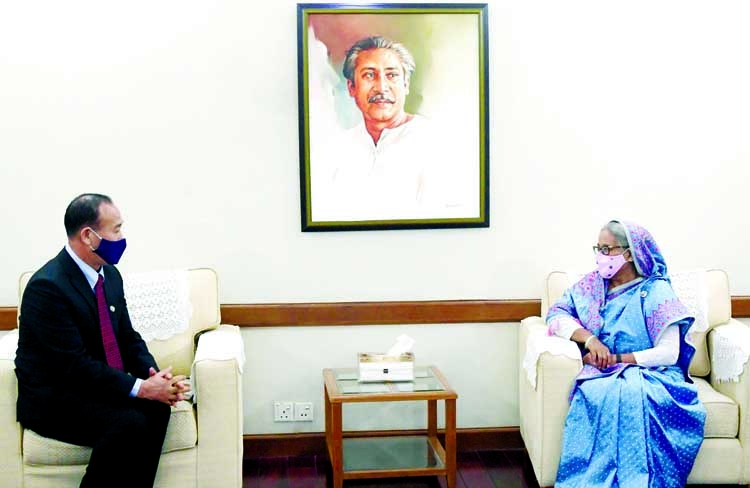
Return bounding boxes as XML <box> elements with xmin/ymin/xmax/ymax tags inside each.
<box><xmin>0</xmin><ymin>330</ymin><xmax>22</xmax><ymax>487</ymax></box>
<box><xmin>518</xmin><ymin>317</ymin><xmax>582</xmax><ymax>487</ymax></box>
<box><xmin>709</xmin><ymin>318</ymin><xmax>750</xmax><ymax>481</ymax></box>
<box><xmin>193</xmin><ymin>325</ymin><xmax>244</xmax><ymax>488</ymax></box>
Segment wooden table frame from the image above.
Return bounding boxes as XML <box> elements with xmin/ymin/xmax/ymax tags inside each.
<box><xmin>323</xmin><ymin>366</ymin><xmax>458</xmax><ymax>488</ymax></box>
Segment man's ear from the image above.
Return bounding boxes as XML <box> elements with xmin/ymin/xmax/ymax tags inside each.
<box><xmin>80</xmin><ymin>227</ymin><xmax>96</xmax><ymax>249</ymax></box>
<box><xmin>347</xmin><ymin>79</ymin><xmax>356</xmax><ymax>97</ymax></box>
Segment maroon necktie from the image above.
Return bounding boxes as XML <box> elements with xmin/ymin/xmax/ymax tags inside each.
<box><xmin>95</xmin><ymin>275</ymin><xmax>124</xmax><ymax>370</ymax></box>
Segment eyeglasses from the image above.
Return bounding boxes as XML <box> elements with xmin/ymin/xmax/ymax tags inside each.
<box><xmin>593</xmin><ymin>245</ymin><xmax>629</xmax><ymax>256</ymax></box>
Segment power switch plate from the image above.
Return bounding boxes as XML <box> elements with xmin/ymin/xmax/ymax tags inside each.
<box><xmin>294</xmin><ymin>402</ymin><xmax>314</xmax><ymax>421</ymax></box>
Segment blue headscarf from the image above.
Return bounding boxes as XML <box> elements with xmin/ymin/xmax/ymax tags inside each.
<box><xmin>623</xmin><ymin>220</ymin><xmax>667</xmax><ymax>279</ymax></box>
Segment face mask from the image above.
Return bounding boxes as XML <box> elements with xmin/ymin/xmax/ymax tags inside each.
<box><xmin>88</xmin><ymin>228</ymin><xmax>127</xmax><ymax>265</ymax></box>
<box><xmin>596</xmin><ymin>252</ymin><xmax>627</xmax><ymax>279</ymax></box>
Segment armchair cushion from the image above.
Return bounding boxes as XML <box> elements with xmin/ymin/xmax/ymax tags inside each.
<box><xmin>22</xmin><ymin>392</ymin><xmax>198</xmax><ymax>468</ymax></box>
<box><xmin>23</xmin><ymin>431</ymin><xmax>90</xmax><ymax>466</ymax></box>
<box><xmin>695</xmin><ymin>377</ymin><xmax>739</xmax><ymax>438</ymax></box>
<box><xmin>162</xmin><ymin>400</ymin><xmax>198</xmax><ymax>453</ymax></box>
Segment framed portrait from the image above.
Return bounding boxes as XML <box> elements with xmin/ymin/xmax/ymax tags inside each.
<box><xmin>297</xmin><ymin>3</ymin><xmax>489</xmax><ymax>231</ymax></box>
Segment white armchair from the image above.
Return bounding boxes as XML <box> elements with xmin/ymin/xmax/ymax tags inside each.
<box><xmin>519</xmin><ymin>269</ymin><xmax>750</xmax><ymax>487</ymax></box>
<box><xmin>0</xmin><ymin>268</ymin><xmax>243</xmax><ymax>488</ymax></box>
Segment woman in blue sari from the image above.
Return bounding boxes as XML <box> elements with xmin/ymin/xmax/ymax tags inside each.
<box><xmin>547</xmin><ymin>220</ymin><xmax>706</xmax><ymax>488</ymax></box>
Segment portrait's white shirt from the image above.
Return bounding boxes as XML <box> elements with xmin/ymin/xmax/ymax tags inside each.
<box><xmin>311</xmin><ymin>115</ymin><xmax>478</xmax><ymax>222</ymax></box>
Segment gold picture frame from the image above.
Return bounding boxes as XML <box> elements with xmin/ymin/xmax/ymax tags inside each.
<box><xmin>297</xmin><ymin>3</ymin><xmax>490</xmax><ymax>231</ymax></box>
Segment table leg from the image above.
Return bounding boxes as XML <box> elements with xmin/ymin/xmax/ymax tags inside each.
<box><xmin>445</xmin><ymin>399</ymin><xmax>457</xmax><ymax>488</ymax></box>
<box><xmin>330</xmin><ymin>402</ymin><xmax>343</xmax><ymax>488</ymax></box>
<box><xmin>325</xmin><ymin>384</ymin><xmax>331</xmax><ymax>450</ymax></box>
<box><xmin>427</xmin><ymin>399</ymin><xmax>437</xmax><ymax>439</ymax></box>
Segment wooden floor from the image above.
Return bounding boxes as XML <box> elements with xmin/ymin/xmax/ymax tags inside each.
<box><xmin>243</xmin><ymin>449</ymin><xmax>539</xmax><ymax>488</ymax></box>
<box><xmin>243</xmin><ymin>449</ymin><xmax>740</xmax><ymax>487</ymax></box>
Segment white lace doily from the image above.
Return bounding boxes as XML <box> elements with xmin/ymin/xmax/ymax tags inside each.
<box><xmin>710</xmin><ymin>321</ymin><xmax>750</xmax><ymax>383</ymax></box>
<box><xmin>123</xmin><ymin>270</ymin><xmax>192</xmax><ymax>342</ymax></box>
<box><xmin>670</xmin><ymin>269</ymin><xmax>709</xmax><ymax>335</ymax></box>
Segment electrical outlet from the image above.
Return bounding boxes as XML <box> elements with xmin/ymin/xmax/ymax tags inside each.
<box><xmin>294</xmin><ymin>402</ymin><xmax>313</xmax><ymax>421</ymax></box>
<box><xmin>274</xmin><ymin>401</ymin><xmax>294</xmax><ymax>422</ymax></box>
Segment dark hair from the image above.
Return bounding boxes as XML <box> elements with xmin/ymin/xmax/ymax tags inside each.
<box><xmin>342</xmin><ymin>36</ymin><xmax>416</xmax><ymax>85</ymax></box>
<box><xmin>64</xmin><ymin>193</ymin><xmax>112</xmax><ymax>237</ymax></box>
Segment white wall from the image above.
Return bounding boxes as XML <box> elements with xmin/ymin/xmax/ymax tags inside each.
<box><xmin>242</xmin><ymin>324</ymin><xmax>517</xmax><ymax>433</ymax></box>
<box><xmin>2</xmin><ymin>1</ymin><xmax>750</xmax><ymax>434</ymax></box>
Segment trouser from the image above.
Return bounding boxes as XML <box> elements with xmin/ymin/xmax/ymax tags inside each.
<box><xmin>23</xmin><ymin>394</ymin><xmax>171</xmax><ymax>488</ymax></box>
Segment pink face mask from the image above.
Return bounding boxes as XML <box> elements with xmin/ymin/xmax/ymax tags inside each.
<box><xmin>596</xmin><ymin>252</ymin><xmax>627</xmax><ymax>279</ymax></box>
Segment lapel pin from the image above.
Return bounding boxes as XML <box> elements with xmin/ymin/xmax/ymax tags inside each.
<box><xmin>110</xmin><ymin>305</ymin><xmax>115</xmax><ymax>312</ymax></box>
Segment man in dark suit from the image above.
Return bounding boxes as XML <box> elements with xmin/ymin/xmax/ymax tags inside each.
<box><xmin>15</xmin><ymin>193</ymin><xmax>189</xmax><ymax>487</ymax></box>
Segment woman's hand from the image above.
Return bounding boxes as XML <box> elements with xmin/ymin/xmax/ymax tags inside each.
<box><xmin>584</xmin><ymin>336</ymin><xmax>614</xmax><ymax>369</ymax></box>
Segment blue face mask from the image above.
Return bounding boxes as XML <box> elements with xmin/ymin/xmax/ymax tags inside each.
<box><xmin>89</xmin><ymin>228</ymin><xmax>127</xmax><ymax>265</ymax></box>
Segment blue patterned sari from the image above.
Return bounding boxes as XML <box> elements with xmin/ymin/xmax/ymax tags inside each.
<box><xmin>547</xmin><ymin>222</ymin><xmax>706</xmax><ymax>488</ymax></box>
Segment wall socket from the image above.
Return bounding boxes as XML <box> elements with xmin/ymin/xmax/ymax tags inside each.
<box><xmin>294</xmin><ymin>402</ymin><xmax>314</xmax><ymax>421</ymax></box>
<box><xmin>273</xmin><ymin>401</ymin><xmax>294</xmax><ymax>422</ymax></box>
<box><xmin>273</xmin><ymin>401</ymin><xmax>314</xmax><ymax>422</ymax></box>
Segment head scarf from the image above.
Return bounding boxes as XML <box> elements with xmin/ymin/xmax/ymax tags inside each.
<box><xmin>621</xmin><ymin>220</ymin><xmax>667</xmax><ymax>279</ymax></box>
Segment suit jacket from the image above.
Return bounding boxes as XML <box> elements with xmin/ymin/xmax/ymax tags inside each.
<box><xmin>15</xmin><ymin>248</ymin><xmax>157</xmax><ymax>426</ymax></box>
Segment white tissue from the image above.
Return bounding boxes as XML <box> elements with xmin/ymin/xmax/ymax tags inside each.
<box><xmin>386</xmin><ymin>334</ymin><xmax>415</xmax><ymax>356</ymax></box>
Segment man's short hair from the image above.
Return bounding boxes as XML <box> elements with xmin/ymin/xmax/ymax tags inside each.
<box><xmin>64</xmin><ymin>193</ymin><xmax>112</xmax><ymax>237</ymax></box>
<box><xmin>342</xmin><ymin>36</ymin><xmax>416</xmax><ymax>85</ymax></box>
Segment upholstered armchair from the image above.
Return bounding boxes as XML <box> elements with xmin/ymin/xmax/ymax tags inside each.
<box><xmin>0</xmin><ymin>268</ymin><xmax>243</xmax><ymax>488</ymax></box>
<box><xmin>519</xmin><ymin>269</ymin><xmax>750</xmax><ymax>487</ymax></box>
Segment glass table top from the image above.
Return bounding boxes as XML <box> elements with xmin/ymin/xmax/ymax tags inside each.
<box><xmin>333</xmin><ymin>367</ymin><xmax>446</xmax><ymax>395</ymax></box>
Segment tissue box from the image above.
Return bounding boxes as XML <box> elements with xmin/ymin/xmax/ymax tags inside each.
<box><xmin>358</xmin><ymin>352</ymin><xmax>414</xmax><ymax>382</ymax></box>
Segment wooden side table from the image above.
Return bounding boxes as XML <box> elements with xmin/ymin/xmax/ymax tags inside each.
<box><xmin>323</xmin><ymin>366</ymin><xmax>457</xmax><ymax>488</ymax></box>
